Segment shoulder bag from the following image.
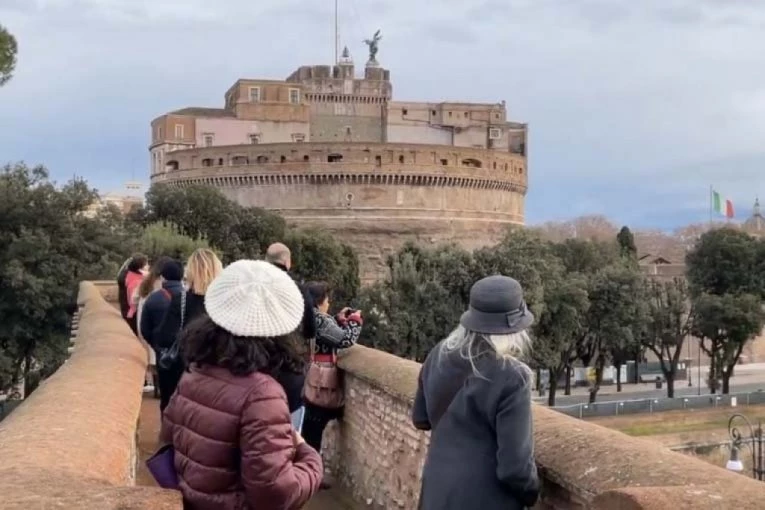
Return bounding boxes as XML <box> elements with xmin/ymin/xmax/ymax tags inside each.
<box><xmin>158</xmin><ymin>290</ymin><xmax>186</xmax><ymax>370</ymax></box>
<box><xmin>303</xmin><ymin>337</ymin><xmax>345</xmax><ymax>409</ymax></box>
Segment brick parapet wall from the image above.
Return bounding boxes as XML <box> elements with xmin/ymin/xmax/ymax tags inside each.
<box><xmin>0</xmin><ymin>281</ymin><xmax>180</xmax><ymax>509</ymax></box>
<box><xmin>325</xmin><ymin>345</ymin><xmax>765</xmax><ymax>509</ymax></box>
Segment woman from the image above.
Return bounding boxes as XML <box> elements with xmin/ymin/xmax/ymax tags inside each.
<box><xmin>412</xmin><ymin>275</ymin><xmax>539</xmax><ymax>510</ymax></box>
<box><xmin>154</xmin><ymin>249</ymin><xmax>222</xmax><ymax>410</ymax></box>
<box><xmin>135</xmin><ymin>256</ymin><xmax>174</xmax><ymax>396</ymax></box>
<box><xmin>161</xmin><ymin>260</ymin><xmax>323</xmax><ymax>510</ymax></box>
<box><xmin>302</xmin><ymin>282</ymin><xmax>362</xmax><ymax>466</ymax></box>
<box><xmin>124</xmin><ymin>254</ymin><xmax>148</xmax><ymax>335</ymax></box>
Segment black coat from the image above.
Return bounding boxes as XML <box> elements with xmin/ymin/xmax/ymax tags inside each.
<box><xmin>412</xmin><ymin>339</ymin><xmax>539</xmax><ymax>510</ymax></box>
<box><xmin>139</xmin><ymin>280</ymin><xmax>183</xmax><ymax>350</ymax></box>
<box><xmin>116</xmin><ymin>265</ymin><xmax>129</xmax><ymax>320</ymax></box>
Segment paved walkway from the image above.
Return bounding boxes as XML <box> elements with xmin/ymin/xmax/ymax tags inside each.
<box><xmin>136</xmin><ymin>395</ymin><xmax>355</xmax><ymax>509</ymax></box>
<box><xmin>539</xmin><ymin>364</ymin><xmax>765</xmax><ymax>406</ymax></box>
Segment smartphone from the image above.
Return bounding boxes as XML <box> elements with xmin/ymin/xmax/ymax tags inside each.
<box><xmin>291</xmin><ymin>406</ymin><xmax>305</xmax><ymax>433</ymax></box>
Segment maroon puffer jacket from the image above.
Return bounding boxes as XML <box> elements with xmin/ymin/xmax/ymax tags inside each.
<box><xmin>160</xmin><ymin>365</ymin><xmax>323</xmax><ymax>510</ymax></box>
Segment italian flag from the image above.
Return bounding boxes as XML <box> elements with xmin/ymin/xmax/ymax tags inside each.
<box><xmin>712</xmin><ymin>189</ymin><xmax>734</xmax><ymax>219</ymax></box>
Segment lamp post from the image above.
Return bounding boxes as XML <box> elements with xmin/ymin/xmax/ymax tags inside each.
<box><xmin>726</xmin><ymin>413</ymin><xmax>765</xmax><ymax>481</ymax></box>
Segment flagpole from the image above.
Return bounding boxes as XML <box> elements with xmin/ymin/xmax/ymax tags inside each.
<box><xmin>709</xmin><ymin>185</ymin><xmax>713</xmax><ymax>229</ymax></box>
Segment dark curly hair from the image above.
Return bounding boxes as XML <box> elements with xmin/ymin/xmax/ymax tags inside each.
<box><xmin>181</xmin><ymin>315</ymin><xmax>306</xmax><ymax>377</ymax></box>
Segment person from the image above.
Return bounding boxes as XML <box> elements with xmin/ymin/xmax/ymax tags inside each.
<box><xmin>140</xmin><ymin>259</ymin><xmax>184</xmax><ymax>412</ymax></box>
<box><xmin>135</xmin><ymin>256</ymin><xmax>174</xmax><ymax>396</ymax></box>
<box><xmin>154</xmin><ymin>248</ymin><xmax>222</xmax><ymax>408</ymax></box>
<box><xmin>116</xmin><ymin>257</ymin><xmax>132</xmax><ymax>321</ymax></box>
<box><xmin>411</xmin><ymin>275</ymin><xmax>539</xmax><ymax>510</ymax></box>
<box><xmin>160</xmin><ymin>260</ymin><xmax>323</xmax><ymax>510</ymax></box>
<box><xmin>124</xmin><ymin>254</ymin><xmax>149</xmax><ymax>335</ymax></box>
<box><xmin>265</xmin><ymin>242</ymin><xmax>316</xmax><ymax>342</ymax></box>
<box><xmin>302</xmin><ymin>281</ymin><xmax>362</xmax><ymax>488</ymax></box>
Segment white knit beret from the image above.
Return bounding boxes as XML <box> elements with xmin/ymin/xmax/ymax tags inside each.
<box><xmin>204</xmin><ymin>260</ymin><xmax>304</xmax><ymax>337</ymax></box>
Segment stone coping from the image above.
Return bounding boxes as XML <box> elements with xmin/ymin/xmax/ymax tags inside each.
<box><xmin>338</xmin><ymin>344</ymin><xmax>765</xmax><ymax>507</ymax></box>
<box><xmin>0</xmin><ymin>281</ymin><xmax>181</xmax><ymax>509</ymax></box>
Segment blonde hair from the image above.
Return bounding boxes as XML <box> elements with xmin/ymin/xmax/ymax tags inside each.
<box><xmin>185</xmin><ymin>248</ymin><xmax>223</xmax><ymax>295</ymax></box>
<box><xmin>438</xmin><ymin>325</ymin><xmax>533</xmax><ymax>385</ymax></box>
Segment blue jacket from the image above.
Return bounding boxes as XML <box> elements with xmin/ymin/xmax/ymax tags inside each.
<box><xmin>140</xmin><ymin>280</ymin><xmax>184</xmax><ymax>350</ymax></box>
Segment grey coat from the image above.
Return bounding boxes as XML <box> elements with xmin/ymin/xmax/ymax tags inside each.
<box><xmin>412</xmin><ymin>339</ymin><xmax>539</xmax><ymax>510</ymax></box>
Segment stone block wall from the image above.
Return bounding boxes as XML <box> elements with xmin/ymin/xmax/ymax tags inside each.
<box><xmin>324</xmin><ymin>345</ymin><xmax>765</xmax><ymax>509</ymax></box>
<box><xmin>0</xmin><ymin>282</ymin><xmax>180</xmax><ymax>510</ymax></box>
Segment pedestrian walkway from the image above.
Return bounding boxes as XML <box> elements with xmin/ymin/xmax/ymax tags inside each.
<box><xmin>136</xmin><ymin>396</ymin><xmax>356</xmax><ymax>509</ymax></box>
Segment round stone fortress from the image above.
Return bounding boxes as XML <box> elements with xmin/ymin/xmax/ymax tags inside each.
<box><xmin>150</xmin><ymin>48</ymin><xmax>528</xmax><ymax>282</ymax></box>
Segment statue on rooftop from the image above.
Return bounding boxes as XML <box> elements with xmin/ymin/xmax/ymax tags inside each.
<box><xmin>363</xmin><ymin>29</ymin><xmax>382</xmax><ymax>64</ymax></box>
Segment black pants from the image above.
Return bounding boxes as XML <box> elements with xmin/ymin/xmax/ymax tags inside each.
<box><xmin>302</xmin><ymin>403</ymin><xmax>343</xmax><ymax>452</ymax></box>
<box><xmin>158</xmin><ymin>360</ymin><xmax>184</xmax><ymax>412</ymax></box>
<box><xmin>126</xmin><ymin>315</ymin><xmax>138</xmax><ymax>336</ymax></box>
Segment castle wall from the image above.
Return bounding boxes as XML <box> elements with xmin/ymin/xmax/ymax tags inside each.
<box><xmin>195</xmin><ymin>118</ymin><xmax>309</xmax><ymax>146</ymax></box>
<box><xmin>153</xmin><ymin>142</ymin><xmax>527</xmax><ymax>282</ymax></box>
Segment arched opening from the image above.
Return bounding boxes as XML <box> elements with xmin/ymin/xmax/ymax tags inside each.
<box><xmin>327</xmin><ymin>153</ymin><xmax>343</xmax><ymax>163</ymax></box>
<box><xmin>461</xmin><ymin>158</ymin><xmax>482</xmax><ymax>168</ymax></box>
<box><xmin>217</xmin><ymin>158</ymin><xmax>224</xmax><ymax>166</ymax></box>
<box><xmin>398</xmin><ymin>155</ymin><xmax>405</xmax><ymax>164</ymax></box>
<box><xmin>232</xmin><ymin>156</ymin><xmax>249</xmax><ymax>165</ymax></box>
<box><xmin>375</xmin><ymin>155</ymin><xmax>382</xmax><ymax>166</ymax></box>
<box><xmin>280</xmin><ymin>155</ymin><xmax>286</xmax><ymax>163</ymax></box>
<box><xmin>166</xmin><ymin>160</ymin><xmax>179</xmax><ymax>171</ymax></box>
<box><xmin>256</xmin><ymin>155</ymin><xmax>269</xmax><ymax>164</ymax></box>
<box><xmin>303</xmin><ymin>155</ymin><xmax>310</xmax><ymax>162</ymax></box>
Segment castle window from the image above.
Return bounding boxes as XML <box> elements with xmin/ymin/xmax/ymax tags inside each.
<box><xmin>249</xmin><ymin>134</ymin><xmax>261</xmax><ymax>144</ymax></box>
<box><xmin>166</xmin><ymin>160</ymin><xmax>179</xmax><ymax>171</ymax></box>
<box><xmin>398</xmin><ymin>155</ymin><xmax>405</xmax><ymax>164</ymax></box>
<box><xmin>462</xmin><ymin>158</ymin><xmax>482</xmax><ymax>168</ymax></box>
<box><xmin>328</xmin><ymin>153</ymin><xmax>343</xmax><ymax>163</ymax></box>
<box><xmin>375</xmin><ymin>155</ymin><xmax>382</xmax><ymax>166</ymax></box>
<box><xmin>218</xmin><ymin>158</ymin><xmax>223</xmax><ymax>166</ymax></box>
<box><xmin>464</xmin><ymin>112</ymin><xmax>469</xmax><ymax>118</ymax></box>
<box><xmin>256</xmin><ymin>155</ymin><xmax>269</xmax><ymax>164</ymax></box>
<box><xmin>448</xmin><ymin>112</ymin><xmax>452</xmax><ymax>118</ymax></box>
<box><xmin>249</xmin><ymin>87</ymin><xmax>261</xmax><ymax>102</ymax></box>
<box><xmin>203</xmin><ymin>134</ymin><xmax>214</xmax><ymax>147</ymax></box>
<box><xmin>292</xmin><ymin>133</ymin><xmax>305</xmax><ymax>142</ymax></box>
<box><xmin>440</xmin><ymin>159</ymin><xmax>448</xmax><ymax>166</ymax></box>
<box><xmin>202</xmin><ymin>158</ymin><xmax>213</xmax><ymax>167</ymax></box>
<box><xmin>431</xmin><ymin>110</ymin><xmax>436</xmax><ymax>116</ymax></box>
<box><xmin>232</xmin><ymin>156</ymin><xmax>249</xmax><ymax>165</ymax></box>
<box><xmin>174</xmin><ymin>124</ymin><xmax>184</xmax><ymax>139</ymax></box>
<box><xmin>493</xmin><ymin>162</ymin><xmax>497</xmax><ymax>170</ymax></box>
<box><xmin>289</xmin><ymin>88</ymin><xmax>301</xmax><ymax>104</ymax></box>
<box><xmin>280</xmin><ymin>155</ymin><xmax>286</xmax><ymax>163</ymax></box>
<box><xmin>303</xmin><ymin>155</ymin><xmax>310</xmax><ymax>162</ymax></box>
<box><xmin>402</xmin><ymin>108</ymin><xmax>408</xmax><ymax>116</ymax></box>
<box><xmin>489</xmin><ymin>128</ymin><xmax>501</xmax><ymax>139</ymax></box>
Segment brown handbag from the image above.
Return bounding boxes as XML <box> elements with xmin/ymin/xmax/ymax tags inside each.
<box><xmin>303</xmin><ymin>338</ymin><xmax>345</xmax><ymax>409</ymax></box>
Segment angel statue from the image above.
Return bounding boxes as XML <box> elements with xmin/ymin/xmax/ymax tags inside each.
<box><xmin>363</xmin><ymin>29</ymin><xmax>382</xmax><ymax>63</ymax></box>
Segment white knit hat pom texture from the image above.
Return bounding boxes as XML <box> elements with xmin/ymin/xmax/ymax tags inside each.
<box><xmin>205</xmin><ymin>260</ymin><xmax>304</xmax><ymax>337</ymax></box>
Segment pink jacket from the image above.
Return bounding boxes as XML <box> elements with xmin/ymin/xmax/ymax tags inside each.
<box><xmin>125</xmin><ymin>271</ymin><xmax>144</xmax><ymax>319</ymax></box>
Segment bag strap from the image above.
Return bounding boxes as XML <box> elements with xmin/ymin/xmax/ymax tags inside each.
<box><xmin>309</xmin><ymin>337</ymin><xmax>316</xmax><ymax>363</ymax></box>
<box><xmin>180</xmin><ymin>290</ymin><xmax>187</xmax><ymax>329</ymax></box>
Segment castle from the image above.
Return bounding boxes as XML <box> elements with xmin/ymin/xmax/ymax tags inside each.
<box><xmin>149</xmin><ymin>44</ymin><xmax>528</xmax><ymax>281</ymax></box>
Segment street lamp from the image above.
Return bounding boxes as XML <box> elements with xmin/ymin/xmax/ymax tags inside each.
<box><xmin>726</xmin><ymin>413</ymin><xmax>765</xmax><ymax>481</ymax></box>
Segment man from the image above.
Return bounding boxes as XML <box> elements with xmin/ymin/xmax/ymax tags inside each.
<box><xmin>116</xmin><ymin>257</ymin><xmax>132</xmax><ymax>321</ymax></box>
<box><xmin>265</xmin><ymin>243</ymin><xmax>316</xmax><ymax>341</ymax></box>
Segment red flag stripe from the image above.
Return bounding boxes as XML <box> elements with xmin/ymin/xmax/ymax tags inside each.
<box><xmin>726</xmin><ymin>199</ymin><xmax>735</xmax><ymax>218</ymax></box>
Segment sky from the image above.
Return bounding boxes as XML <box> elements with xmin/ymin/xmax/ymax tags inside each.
<box><xmin>2</xmin><ymin>0</ymin><xmax>765</xmax><ymax>230</ymax></box>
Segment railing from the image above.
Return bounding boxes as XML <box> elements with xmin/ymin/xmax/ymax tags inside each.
<box><xmin>553</xmin><ymin>390</ymin><xmax>765</xmax><ymax>419</ymax></box>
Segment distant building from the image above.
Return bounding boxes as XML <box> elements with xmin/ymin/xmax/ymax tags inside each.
<box><xmin>742</xmin><ymin>198</ymin><xmax>765</xmax><ymax>236</ymax></box>
<box><xmin>84</xmin><ymin>182</ymin><xmax>144</xmax><ymax>218</ymax></box>
<box><xmin>148</xmin><ymin>46</ymin><xmax>529</xmax><ymax>281</ymax></box>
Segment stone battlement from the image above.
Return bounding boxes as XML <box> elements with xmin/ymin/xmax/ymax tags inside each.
<box><xmin>0</xmin><ymin>282</ymin><xmax>180</xmax><ymax>509</ymax></box>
